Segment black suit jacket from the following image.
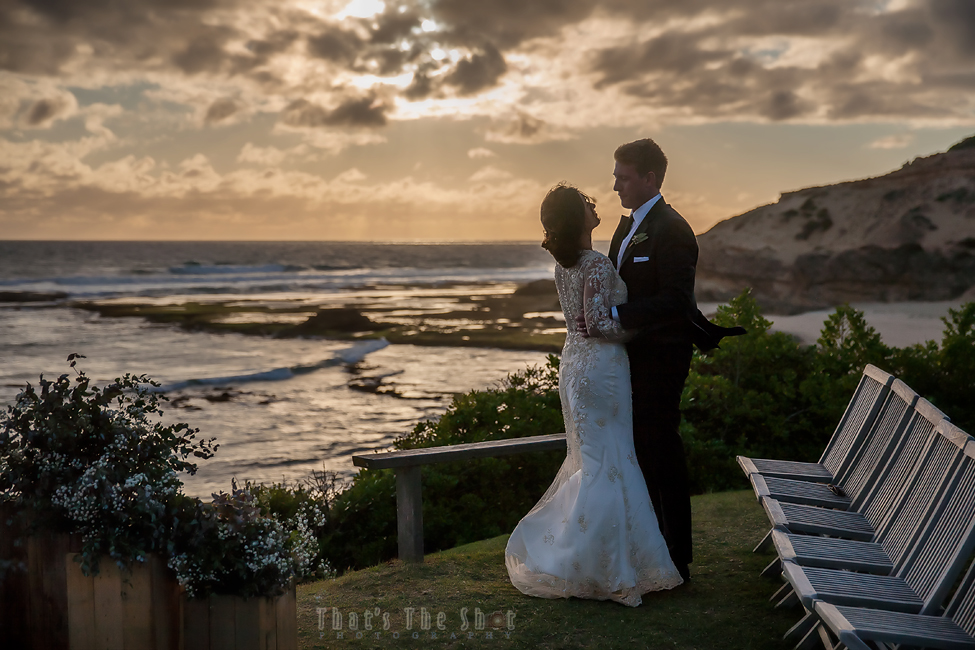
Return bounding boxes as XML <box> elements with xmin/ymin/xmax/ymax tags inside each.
<box><xmin>609</xmin><ymin>199</ymin><xmax>744</xmax><ymax>352</ymax></box>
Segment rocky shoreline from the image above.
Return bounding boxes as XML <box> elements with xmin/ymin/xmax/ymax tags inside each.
<box><xmin>60</xmin><ymin>279</ymin><xmax>568</xmax><ymax>354</ymax></box>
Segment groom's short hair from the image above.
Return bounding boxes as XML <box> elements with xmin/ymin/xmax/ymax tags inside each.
<box><xmin>614</xmin><ymin>139</ymin><xmax>668</xmax><ymax>188</ymax></box>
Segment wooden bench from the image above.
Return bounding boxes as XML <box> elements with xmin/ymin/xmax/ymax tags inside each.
<box><xmin>352</xmin><ymin>433</ymin><xmax>567</xmax><ymax>563</ymax></box>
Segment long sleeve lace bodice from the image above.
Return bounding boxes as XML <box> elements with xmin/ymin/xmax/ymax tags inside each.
<box><xmin>555</xmin><ymin>249</ymin><xmax>628</xmax><ymax>342</ymax></box>
<box><xmin>506</xmin><ymin>248</ymin><xmax>682</xmax><ymax>606</ymax></box>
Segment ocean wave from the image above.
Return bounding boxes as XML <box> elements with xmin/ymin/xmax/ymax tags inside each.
<box><xmin>155</xmin><ymin>338</ymin><xmax>389</xmax><ymax>392</ymax></box>
<box><xmin>169</xmin><ymin>263</ymin><xmax>290</xmax><ymax>275</ymax></box>
<box><xmin>0</xmin><ymin>265</ymin><xmax>554</xmax><ymax>300</ymax></box>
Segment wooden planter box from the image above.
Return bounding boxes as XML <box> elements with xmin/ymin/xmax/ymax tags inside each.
<box><xmin>0</xmin><ymin>523</ymin><xmax>81</xmax><ymax>650</ymax></box>
<box><xmin>0</xmin><ymin>517</ymin><xmax>180</xmax><ymax>650</ymax></box>
<box><xmin>0</xmin><ymin>509</ymin><xmax>298</xmax><ymax>650</ymax></box>
<box><xmin>65</xmin><ymin>552</ymin><xmax>180</xmax><ymax>650</ymax></box>
<box><xmin>181</xmin><ymin>586</ymin><xmax>297</xmax><ymax>650</ymax></box>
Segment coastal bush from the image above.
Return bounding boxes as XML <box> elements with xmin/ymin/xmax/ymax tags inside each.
<box><xmin>246</xmin><ymin>476</ymin><xmax>338</xmax><ymax>581</ymax></box>
<box><xmin>0</xmin><ymin>356</ymin><xmax>321</xmax><ymax>598</ymax></box>
<box><xmin>681</xmin><ymin>293</ymin><xmax>975</xmax><ymax>491</ymax></box>
<box><xmin>0</xmin><ymin>357</ymin><xmax>216</xmax><ymax>575</ymax></box>
<box><xmin>324</xmin><ymin>361</ymin><xmax>565</xmax><ymax>570</ymax></box>
<box><xmin>167</xmin><ymin>485</ymin><xmax>320</xmax><ymax>598</ymax></box>
<box><xmin>680</xmin><ymin>294</ymin><xmax>892</xmax><ymax>492</ymax></box>
<box><xmin>889</xmin><ymin>302</ymin><xmax>975</xmax><ymax>431</ymax></box>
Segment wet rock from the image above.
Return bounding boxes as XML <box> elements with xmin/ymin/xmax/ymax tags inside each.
<box><xmin>514</xmin><ymin>279</ymin><xmax>557</xmax><ymax>297</ymax></box>
<box><xmin>0</xmin><ymin>291</ymin><xmax>68</xmax><ymax>302</ymax></box>
<box><xmin>294</xmin><ymin>308</ymin><xmax>382</xmax><ymax>333</ymax></box>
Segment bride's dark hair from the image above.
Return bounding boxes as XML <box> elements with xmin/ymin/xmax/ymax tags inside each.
<box><xmin>540</xmin><ymin>182</ymin><xmax>594</xmax><ymax>268</ymax></box>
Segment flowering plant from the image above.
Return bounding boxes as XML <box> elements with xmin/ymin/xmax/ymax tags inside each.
<box><xmin>167</xmin><ymin>483</ymin><xmax>322</xmax><ymax>598</ymax></box>
<box><xmin>0</xmin><ymin>354</ymin><xmax>216</xmax><ymax>575</ymax></box>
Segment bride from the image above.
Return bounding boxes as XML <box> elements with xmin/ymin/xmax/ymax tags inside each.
<box><xmin>505</xmin><ymin>183</ymin><xmax>684</xmax><ymax>606</ymax></box>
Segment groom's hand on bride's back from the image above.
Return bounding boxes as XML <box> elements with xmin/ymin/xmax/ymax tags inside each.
<box><xmin>575</xmin><ymin>314</ymin><xmax>590</xmax><ymax>337</ymax></box>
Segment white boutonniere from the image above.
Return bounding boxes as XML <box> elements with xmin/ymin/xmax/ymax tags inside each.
<box><xmin>628</xmin><ymin>233</ymin><xmax>648</xmax><ymax>248</ymax></box>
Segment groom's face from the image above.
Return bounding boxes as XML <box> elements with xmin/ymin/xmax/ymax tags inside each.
<box><xmin>613</xmin><ymin>162</ymin><xmax>658</xmax><ymax>211</ymax></box>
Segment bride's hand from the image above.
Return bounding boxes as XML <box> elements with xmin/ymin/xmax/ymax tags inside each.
<box><xmin>575</xmin><ymin>314</ymin><xmax>590</xmax><ymax>338</ymax></box>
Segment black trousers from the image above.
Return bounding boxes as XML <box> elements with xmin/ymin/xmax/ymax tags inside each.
<box><xmin>627</xmin><ymin>340</ymin><xmax>694</xmax><ymax>567</ymax></box>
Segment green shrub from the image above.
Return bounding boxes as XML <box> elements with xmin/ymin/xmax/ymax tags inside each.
<box><xmin>167</xmin><ymin>485</ymin><xmax>320</xmax><ymax>598</ymax></box>
<box><xmin>681</xmin><ymin>293</ymin><xmax>975</xmax><ymax>492</ymax></box>
<box><xmin>246</xmin><ymin>476</ymin><xmax>337</xmax><ymax>581</ymax></box>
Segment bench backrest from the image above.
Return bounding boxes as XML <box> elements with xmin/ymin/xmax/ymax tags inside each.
<box><xmin>858</xmin><ymin>393</ymin><xmax>944</xmax><ymax>527</ymax></box>
<box><xmin>820</xmin><ymin>364</ymin><xmax>894</xmax><ymax>477</ymax></box>
<box><xmin>841</xmin><ymin>379</ymin><xmax>918</xmax><ymax>506</ymax></box>
<box><xmin>903</xmin><ymin>423</ymin><xmax>975</xmax><ymax>613</ymax></box>
<box><xmin>947</xmin><ymin>533</ymin><xmax>975</xmax><ymax>637</ymax></box>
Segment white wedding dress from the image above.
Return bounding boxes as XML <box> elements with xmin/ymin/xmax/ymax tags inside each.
<box><xmin>505</xmin><ymin>249</ymin><xmax>683</xmax><ymax>606</ymax></box>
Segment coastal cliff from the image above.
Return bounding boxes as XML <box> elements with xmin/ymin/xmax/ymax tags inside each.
<box><xmin>696</xmin><ymin>136</ymin><xmax>975</xmax><ymax>312</ymax></box>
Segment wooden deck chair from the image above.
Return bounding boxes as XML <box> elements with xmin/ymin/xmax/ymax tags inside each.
<box><xmin>760</xmin><ymin>394</ymin><xmax>945</xmax><ymax>545</ymax></box>
<box><xmin>780</xmin><ymin>422</ymin><xmax>975</xmax><ymax>641</ymax></box>
<box><xmin>738</xmin><ymin>364</ymin><xmax>894</xmax><ymax>484</ymax></box>
<box><xmin>750</xmin><ymin>381</ymin><xmax>924</xmax><ymax>553</ymax></box>
<box><xmin>813</xmin><ymin>552</ymin><xmax>975</xmax><ymax>650</ymax></box>
<box><xmin>770</xmin><ymin>396</ymin><xmax>950</xmax><ymax>575</ymax></box>
<box><xmin>748</xmin><ymin>377</ymin><xmax>915</xmax><ymax>512</ymax></box>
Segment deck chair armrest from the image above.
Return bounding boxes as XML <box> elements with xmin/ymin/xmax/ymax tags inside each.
<box><xmin>781</xmin><ymin>560</ymin><xmax>820</xmax><ymax>610</ymax></box>
<box><xmin>813</xmin><ymin>602</ymin><xmax>875</xmax><ymax>650</ymax></box>
<box><xmin>762</xmin><ymin>498</ymin><xmax>789</xmax><ymax>529</ymax></box>
<box><xmin>771</xmin><ymin>529</ymin><xmax>798</xmax><ymax>563</ymax></box>
<box><xmin>749</xmin><ymin>474</ymin><xmax>771</xmax><ymax>501</ymax></box>
<box><xmin>737</xmin><ymin>455</ymin><xmax>759</xmax><ymax>477</ymax></box>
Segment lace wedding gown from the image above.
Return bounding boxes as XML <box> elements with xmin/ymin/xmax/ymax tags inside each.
<box><xmin>505</xmin><ymin>249</ymin><xmax>683</xmax><ymax>606</ymax></box>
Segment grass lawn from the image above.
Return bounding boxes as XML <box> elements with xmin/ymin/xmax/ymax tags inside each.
<box><xmin>296</xmin><ymin>489</ymin><xmax>800</xmax><ymax>649</ymax></box>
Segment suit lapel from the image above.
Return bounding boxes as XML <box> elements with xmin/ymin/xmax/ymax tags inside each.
<box><xmin>619</xmin><ymin>200</ymin><xmax>663</xmax><ymax>269</ymax></box>
<box><xmin>608</xmin><ymin>216</ymin><xmax>631</xmax><ymax>270</ymax></box>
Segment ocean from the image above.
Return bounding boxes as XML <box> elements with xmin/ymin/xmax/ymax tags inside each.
<box><xmin>0</xmin><ymin>241</ymin><xmax>564</xmax><ymax>497</ymax></box>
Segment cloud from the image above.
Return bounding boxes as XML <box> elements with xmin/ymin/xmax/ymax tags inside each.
<box><xmin>581</xmin><ymin>0</ymin><xmax>975</xmax><ymax>123</ymax></box>
<box><xmin>4</xmin><ymin>0</ymin><xmax>975</xmax><ymax>241</ymax></box>
<box><xmin>281</xmin><ymin>95</ymin><xmax>387</xmax><ymax>128</ymax></box>
<box><xmin>467</xmin><ymin>147</ymin><xmax>496</xmax><ymax>158</ymax></box>
<box><xmin>237</xmin><ymin>143</ymin><xmax>289</xmax><ymax>165</ymax></box>
<box><xmin>432</xmin><ymin>0</ymin><xmax>597</xmax><ymax>49</ymax></box>
<box><xmin>205</xmin><ymin>98</ymin><xmax>240</xmax><ymax>124</ymax></box>
<box><xmin>867</xmin><ymin>133</ymin><xmax>916</xmax><ymax>149</ymax></box>
<box><xmin>444</xmin><ymin>44</ymin><xmax>507</xmax><ymax>94</ymax></box>
<box><xmin>484</xmin><ymin>112</ymin><xmax>574</xmax><ymax>144</ymax></box>
<box><xmin>334</xmin><ymin>168</ymin><xmax>367</xmax><ymax>182</ymax></box>
<box><xmin>468</xmin><ymin>165</ymin><xmax>514</xmax><ymax>183</ymax></box>
<box><xmin>82</xmin><ymin>103</ymin><xmax>124</xmax><ymax>139</ymax></box>
<box><xmin>307</xmin><ymin>26</ymin><xmax>364</xmax><ymax>63</ymax></box>
<box><xmin>1</xmin><ymin>0</ymin><xmax>974</xmax><ymax>129</ymax></box>
<box><xmin>22</xmin><ymin>91</ymin><xmax>78</xmax><ymax>128</ymax></box>
<box><xmin>0</xmin><ymin>132</ymin><xmax>550</xmax><ymax>240</ymax></box>
<box><xmin>929</xmin><ymin>0</ymin><xmax>975</xmax><ymax>57</ymax></box>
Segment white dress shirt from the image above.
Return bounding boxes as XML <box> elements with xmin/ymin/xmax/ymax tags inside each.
<box><xmin>612</xmin><ymin>193</ymin><xmax>661</xmax><ymax>322</ymax></box>
<box><xmin>616</xmin><ymin>193</ymin><xmax>661</xmax><ymax>268</ymax></box>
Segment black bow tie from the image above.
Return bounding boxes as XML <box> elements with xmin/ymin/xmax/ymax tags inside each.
<box><xmin>619</xmin><ymin>215</ymin><xmax>633</xmax><ymax>229</ymax></box>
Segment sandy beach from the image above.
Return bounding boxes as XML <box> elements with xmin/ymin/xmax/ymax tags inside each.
<box><xmin>758</xmin><ymin>300</ymin><xmax>967</xmax><ymax>348</ymax></box>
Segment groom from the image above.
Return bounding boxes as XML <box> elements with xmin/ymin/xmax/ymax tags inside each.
<box><xmin>595</xmin><ymin>138</ymin><xmax>742</xmax><ymax>582</ymax></box>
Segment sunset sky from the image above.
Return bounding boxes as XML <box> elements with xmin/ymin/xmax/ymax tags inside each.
<box><xmin>1</xmin><ymin>0</ymin><xmax>974</xmax><ymax>241</ymax></box>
